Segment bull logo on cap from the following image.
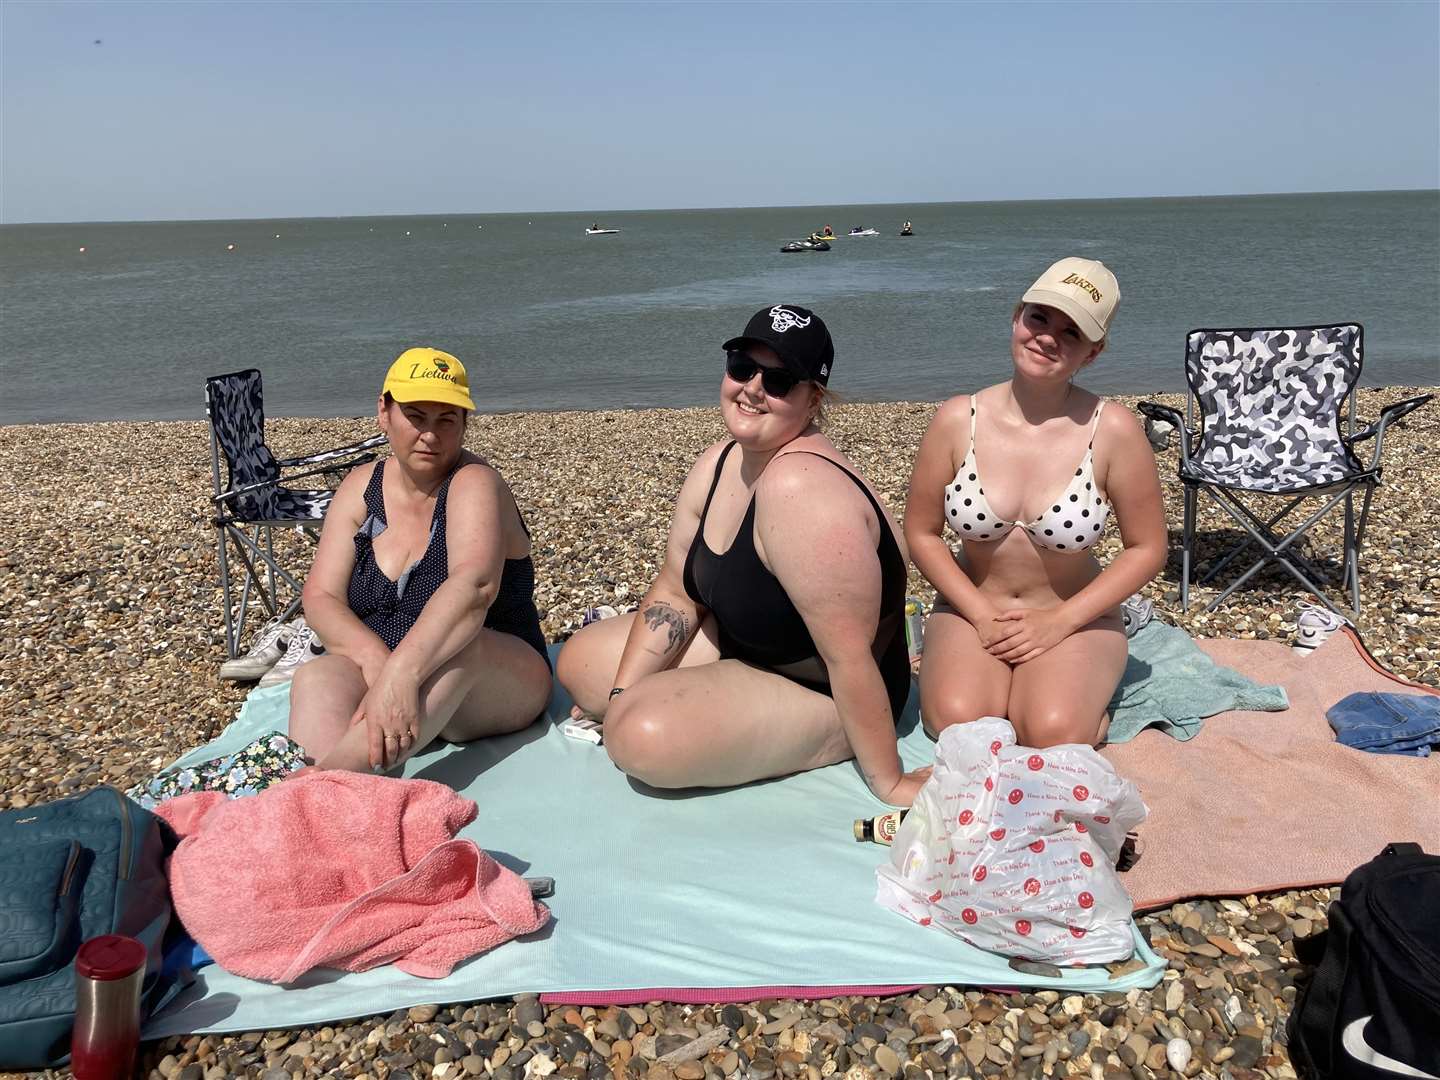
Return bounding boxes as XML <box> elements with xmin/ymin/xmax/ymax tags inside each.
<box><xmin>769</xmin><ymin>305</ymin><xmax>811</xmax><ymax>333</ymax></box>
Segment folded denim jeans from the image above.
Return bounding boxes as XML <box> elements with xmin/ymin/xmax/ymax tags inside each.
<box><xmin>1326</xmin><ymin>692</ymin><xmax>1440</xmax><ymax>757</ymax></box>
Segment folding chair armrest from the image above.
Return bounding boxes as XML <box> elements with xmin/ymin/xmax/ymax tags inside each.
<box><xmin>1347</xmin><ymin>394</ymin><xmax>1428</xmax><ymax>466</ymax></box>
<box><xmin>213</xmin><ymin>478</ymin><xmax>272</xmax><ymax>507</ymax></box>
<box><xmin>275</xmin><ymin>434</ymin><xmax>387</xmax><ymax>468</ymax></box>
<box><xmin>212</xmin><ymin>456</ymin><xmax>375</xmax><ymax>508</ymax></box>
<box><xmin>1136</xmin><ymin>401</ymin><xmax>1193</xmax><ymax>466</ymax></box>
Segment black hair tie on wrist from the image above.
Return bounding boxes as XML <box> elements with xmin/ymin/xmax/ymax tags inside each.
<box><xmin>608</xmin><ymin>687</ymin><xmax>625</xmax><ymax>700</ymax></box>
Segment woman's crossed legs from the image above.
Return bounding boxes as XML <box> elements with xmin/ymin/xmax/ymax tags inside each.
<box><xmin>289</xmin><ymin>628</ymin><xmax>552</xmax><ymax>772</ymax></box>
<box><xmin>919</xmin><ymin>607</ymin><xmax>1125</xmax><ymax>747</ymax></box>
<box><xmin>556</xmin><ymin>613</ymin><xmax>854</xmax><ymax>789</ymax></box>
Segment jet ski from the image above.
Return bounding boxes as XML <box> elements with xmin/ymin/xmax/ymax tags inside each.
<box><xmin>847</xmin><ymin>227</ymin><xmax>878</xmax><ymax>237</ymax></box>
<box><xmin>811</xmin><ymin>240</ymin><xmax>831</xmax><ymax>251</ymax></box>
<box><xmin>808</xmin><ymin>232</ymin><xmax>835</xmax><ymax>244</ymax></box>
<box><xmin>781</xmin><ymin>241</ymin><xmax>811</xmax><ymax>253</ymax></box>
<box><xmin>899</xmin><ymin>226</ymin><xmax>914</xmax><ymax>236</ymax></box>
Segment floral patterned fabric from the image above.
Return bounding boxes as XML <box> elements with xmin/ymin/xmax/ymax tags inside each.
<box><xmin>128</xmin><ymin>732</ymin><xmax>307</xmax><ymax>809</ymax></box>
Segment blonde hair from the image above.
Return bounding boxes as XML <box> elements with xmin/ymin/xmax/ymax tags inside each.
<box><xmin>810</xmin><ymin>383</ymin><xmax>842</xmax><ymax>429</ymax></box>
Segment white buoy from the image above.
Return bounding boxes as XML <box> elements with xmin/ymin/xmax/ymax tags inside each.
<box><xmin>405</xmin><ymin>231</ymin><xmax>411</xmax><ymax>236</ymax></box>
<box><xmin>226</xmin><ymin>243</ymin><xmax>236</xmax><ymax>251</ymax></box>
<box><xmin>78</xmin><ymin>246</ymin><xmax>86</xmax><ymax>253</ymax></box>
<box><xmin>274</xmin><ymin>233</ymin><xmax>280</xmax><ymax>239</ymax></box>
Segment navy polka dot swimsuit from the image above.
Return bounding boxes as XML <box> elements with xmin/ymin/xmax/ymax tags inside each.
<box><xmin>347</xmin><ymin>460</ymin><xmax>550</xmax><ymax>666</ymax></box>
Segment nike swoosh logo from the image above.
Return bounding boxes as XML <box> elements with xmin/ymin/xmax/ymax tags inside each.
<box><xmin>1341</xmin><ymin>1016</ymin><xmax>1439</xmax><ymax>1078</ymax></box>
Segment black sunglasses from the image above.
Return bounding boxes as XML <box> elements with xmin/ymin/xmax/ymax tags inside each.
<box><xmin>725</xmin><ymin>350</ymin><xmax>803</xmax><ymax>397</ymax></box>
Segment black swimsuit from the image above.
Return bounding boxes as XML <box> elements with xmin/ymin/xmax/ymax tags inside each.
<box><xmin>347</xmin><ymin>460</ymin><xmax>550</xmax><ymax>667</ymax></box>
<box><xmin>682</xmin><ymin>442</ymin><xmax>911</xmax><ymax>721</ymax></box>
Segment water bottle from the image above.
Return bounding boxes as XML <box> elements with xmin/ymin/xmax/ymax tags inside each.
<box><xmin>904</xmin><ymin>597</ymin><xmax>925</xmax><ymax>661</ymax></box>
<box><xmin>71</xmin><ymin>934</ymin><xmax>147</xmax><ymax>1080</ymax></box>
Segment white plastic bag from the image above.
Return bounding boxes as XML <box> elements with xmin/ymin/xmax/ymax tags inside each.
<box><xmin>875</xmin><ymin>718</ymin><xmax>1147</xmax><ymax>964</ymax></box>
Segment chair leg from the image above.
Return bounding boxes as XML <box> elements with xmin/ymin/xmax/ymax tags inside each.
<box><xmin>1181</xmin><ymin>485</ymin><xmax>1196</xmax><ymax>612</ymax></box>
<box><xmin>1349</xmin><ymin>484</ymin><xmax>1377</xmax><ymax>617</ymax></box>
<box><xmin>1198</xmin><ymin>495</ymin><xmax>1305</xmax><ymax>586</ymax></box>
<box><xmin>215</xmin><ymin>524</ymin><xmax>238</xmax><ymax>658</ymax></box>
<box><xmin>1202</xmin><ymin>486</ymin><xmax>1354</xmax><ymax>613</ymax></box>
<box><xmin>265</xmin><ymin>525</ymin><xmax>278</xmax><ymax>611</ymax></box>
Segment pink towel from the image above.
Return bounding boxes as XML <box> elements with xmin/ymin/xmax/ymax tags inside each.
<box><xmin>157</xmin><ymin>771</ymin><xmax>550</xmax><ymax>983</ymax></box>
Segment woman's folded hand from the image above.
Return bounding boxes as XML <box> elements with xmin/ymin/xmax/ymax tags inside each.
<box><xmin>352</xmin><ymin>668</ymin><xmax>422</xmax><ymax>770</ymax></box>
<box><xmin>985</xmin><ymin>607</ymin><xmax>1071</xmax><ymax>665</ymax></box>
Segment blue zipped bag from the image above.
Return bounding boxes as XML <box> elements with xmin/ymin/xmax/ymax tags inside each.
<box><xmin>0</xmin><ymin>786</ymin><xmax>177</xmax><ymax>1069</ymax></box>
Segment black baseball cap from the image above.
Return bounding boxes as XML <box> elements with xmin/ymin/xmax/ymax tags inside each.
<box><xmin>722</xmin><ymin>304</ymin><xmax>834</xmax><ymax>386</ymax></box>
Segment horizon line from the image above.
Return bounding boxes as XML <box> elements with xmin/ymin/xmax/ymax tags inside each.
<box><xmin>2</xmin><ymin>186</ymin><xmax>1435</xmax><ymax>228</ymax></box>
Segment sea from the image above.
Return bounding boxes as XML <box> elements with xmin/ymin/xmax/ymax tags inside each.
<box><xmin>1</xmin><ymin>190</ymin><xmax>1436</xmax><ymax>426</ymax></box>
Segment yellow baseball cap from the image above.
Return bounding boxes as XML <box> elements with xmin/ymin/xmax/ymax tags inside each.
<box><xmin>382</xmin><ymin>347</ymin><xmax>475</xmax><ymax>411</ymax></box>
<box><xmin>1021</xmin><ymin>257</ymin><xmax>1121</xmax><ymax>343</ymax></box>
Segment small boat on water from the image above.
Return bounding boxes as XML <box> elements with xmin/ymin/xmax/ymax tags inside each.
<box><xmin>585</xmin><ymin>226</ymin><xmax>620</xmax><ymax>236</ymax></box>
<box><xmin>847</xmin><ymin>226</ymin><xmax>879</xmax><ymax>237</ymax></box>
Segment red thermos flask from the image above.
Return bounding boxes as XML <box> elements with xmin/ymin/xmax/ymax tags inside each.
<box><xmin>71</xmin><ymin>934</ymin><xmax>147</xmax><ymax>1080</ymax></box>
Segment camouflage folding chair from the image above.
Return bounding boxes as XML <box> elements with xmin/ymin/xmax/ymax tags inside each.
<box><xmin>207</xmin><ymin>369</ymin><xmax>386</xmax><ymax>657</ymax></box>
<box><xmin>1138</xmin><ymin>324</ymin><xmax>1431</xmax><ymax>615</ymax></box>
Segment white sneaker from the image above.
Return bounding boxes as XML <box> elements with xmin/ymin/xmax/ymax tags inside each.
<box><xmin>257</xmin><ymin>618</ymin><xmax>325</xmax><ymax>687</ymax></box>
<box><xmin>1292</xmin><ymin>600</ymin><xmax>1350</xmax><ymax>655</ymax></box>
<box><xmin>581</xmin><ymin>605</ymin><xmax>620</xmax><ymax>627</ymax></box>
<box><xmin>219</xmin><ymin>615</ymin><xmax>295</xmax><ymax>681</ymax></box>
<box><xmin>1121</xmin><ymin>594</ymin><xmax>1155</xmax><ymax>638</ymax></box>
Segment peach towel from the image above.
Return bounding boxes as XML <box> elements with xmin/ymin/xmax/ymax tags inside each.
<box><xmin>157</xmin><ymin>771</ymin><xmax>550</xmax><ymax>983</ymax></box>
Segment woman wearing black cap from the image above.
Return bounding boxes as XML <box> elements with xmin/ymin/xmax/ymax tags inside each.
<box><xmin>557</xmin><ymin>305</ymin><xmax>929</xmax><ymax>805</ymax></box>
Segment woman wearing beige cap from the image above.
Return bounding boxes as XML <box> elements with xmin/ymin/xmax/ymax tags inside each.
<box><xmin>557</xmin><ymin>305</ymin><xmax>930</xmax><ymax>806</ymax></box>
<box><xmin>288</xmin><ymin>347</ymin><xmax>552</xmax><ymax>773</ymax></box>
<box><xmin>904</xmin><ymin>259</ymin><xmax>1166</xmax><ymax>747</ymax></box>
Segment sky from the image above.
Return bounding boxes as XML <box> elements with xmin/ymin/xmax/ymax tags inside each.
<box><xmin>2</xmin><ymin>1</ymin><xmax>1437</xmax><ymax>224</ymax></box>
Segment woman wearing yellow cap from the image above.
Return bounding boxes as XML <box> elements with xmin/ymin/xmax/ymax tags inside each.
<box><xmin>288</xmin><ymin>348</ymin><xmax>551</xmax><ymax>772</ymax></box>
<box><xmin>904</xmin><ymin>259</ymin><xmax>1167</xmax><ymax>748</ymax></box>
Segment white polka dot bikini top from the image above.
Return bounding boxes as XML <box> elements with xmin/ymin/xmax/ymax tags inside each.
<box><xmin>943</xmin><ymin>397</ymin><xmax>1111</xmax><ymax>552</ymax></box>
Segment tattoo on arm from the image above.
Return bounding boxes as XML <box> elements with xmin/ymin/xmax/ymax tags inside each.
<box><xmin>641</xmin><ymin>603</ymin><xmax>690</xmax><ymax>654</ymax></box>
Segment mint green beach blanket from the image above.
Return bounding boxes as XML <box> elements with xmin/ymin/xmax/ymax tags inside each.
<box><xmin>143</xmin><ymin>645</ymin><xmax>1206</xmax><ymax>1038</ymax></box>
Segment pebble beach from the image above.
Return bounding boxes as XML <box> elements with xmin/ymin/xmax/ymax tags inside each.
<box><xmin>2</xmin><ymin>385</ymin><xmax>1436</xmax><ymax>1080</ymax></box>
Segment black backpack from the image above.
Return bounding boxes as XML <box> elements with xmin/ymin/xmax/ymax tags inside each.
<box><xmin>1288</xmin><ymin>843</ymin><xmax>1440</xmax><ymax>1080</ymax></box>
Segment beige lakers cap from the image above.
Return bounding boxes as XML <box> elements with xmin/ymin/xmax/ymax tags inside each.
<box><xmin>1021</xmin><ymin>257</ymin><xmax>1120</xmax><ymax>343</ymax></box>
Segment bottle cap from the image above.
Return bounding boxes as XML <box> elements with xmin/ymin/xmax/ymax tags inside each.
<box><xmin>75</xmin><ymin>935</ymin><xmax>147</xmax><ymax>981</ymax></box>
<box><xmin>853</xmin><ymin>818</ymin><xmax>866</xmax><ymax>842</ymax></box>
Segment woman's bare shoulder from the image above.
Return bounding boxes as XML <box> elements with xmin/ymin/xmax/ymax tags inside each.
<box><xmin>1095</xmin><ymin>397</ymin><xmax>1146</xmax><ymax>442</ymax></box>
<box><xmin>762</xmin><ymin>443</ymin><xmax>871</xmax><ymax>516</ymax></box>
